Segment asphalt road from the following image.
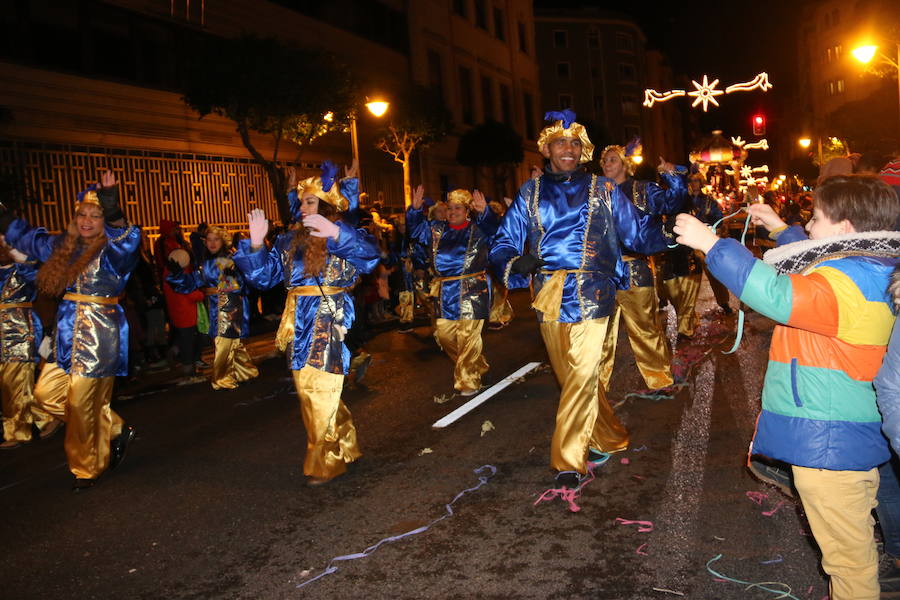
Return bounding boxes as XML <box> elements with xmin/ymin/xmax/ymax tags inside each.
<box><xmin>1</xmin><ymin>285</ymin><xmax>832</xmax><ymax>599</ymax></box>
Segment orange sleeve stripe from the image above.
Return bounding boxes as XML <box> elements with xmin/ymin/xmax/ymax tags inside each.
<box><xmin>769</xmin><ymin>327</ymin><xmax>888</xmax><ymax>381</ymax></box>
<box><xmin>785</xmin><ymin>272</ymin><xmax>839</xmax><ymax>336</ymax></box>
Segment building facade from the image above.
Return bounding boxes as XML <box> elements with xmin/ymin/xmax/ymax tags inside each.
<box><xmin>533</xmin><ymin>7</ymin><xmax>684</xmax><ymax>168</ymax></box>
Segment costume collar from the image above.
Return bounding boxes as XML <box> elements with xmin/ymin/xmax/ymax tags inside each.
<box><xmin>543</xmin><ymin>167</ymin><xmax>585</xmax><ymax>183</ymax></box>
<box><xmin>449</xmin><ymin>220</ymin><xmax>470</xmax><ymax>231</ymax></box>
<box><xmin>763</xmin><ymin>230</ymin><xmax>900</xmax><ymax>274</ymax></box>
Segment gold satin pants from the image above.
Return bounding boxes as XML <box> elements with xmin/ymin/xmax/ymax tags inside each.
<box><xmin>598</xmin><ymin>286</ymin><xmax>673</xmax><ymax>391</ymax></box>
<box><xmin>663</xmin><ymin>274</ymin><xmax>701</xmax><ymax>337</ymax></box>
<box><xmin>292</xmin><ymin>366</ymin><xmax>361</xmax><ymax>480</ymax></box>
<box><xmin>540</xmin><ymin>318</ymin><xmax>629</xmax><ymax>474</ymax></box>
<box><xmin>434</xmin><ymin>318</ymin><xmax>489</xmax><ymax>393</ymax></box>
<box><xmin>489</xmin><ymin>282</ymin><xmax>514</xmax><ymax>325</ymax></box>
<box><xmin>211</xmin><ymin>337</ymin><xmax>259</xmax><ymax>390</ymax></box>
<box><xmin>34</xmin><ymin>362</ymin><xmax>121</xmax><ymax>479</ymax></box>
<box><xmin>0</xmin><ymin>361</ymin><xmax>53</xmax><ymax>442</ymax></box>
<box><xmin>398</xmin><ymin>290</ymin><xmax>414</xmax><ymax>323</ymax></box>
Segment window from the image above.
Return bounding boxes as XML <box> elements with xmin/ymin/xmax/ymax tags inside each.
<box><xmin>553</xmin><ymin>30</ymin><xmax>568</xmax><ymax>48</ymax></box>
<box><xmin>427</xmin><ymin>49</ymin><xmax>445</xmax><ymax>102</ymax></box>
<box><xmin>518</xmin><ymin>21</ymin><xmax>528</xmax><ymax>54</ymax></box>
<box><xmin>826</xmin><ymin>47</ymin><xmax>833</xmax><ymax>62</ymax></box>
<box><xmin>615</xmin><ymin>32</ymin><xmax>634</xmax><ymax>52</ymax></box>
<box><xmin>499</xmin><ymin>83</ymin><xmax>512</xmax><ymax>125</ymax></box>
<box><xmin>593</xmin><ymin>95</ymin><xmax>604</xmax><ymax>114</ymax></box>
<box><xmin>481</xmin><ymin>75</ymin><xmax>494</xmax><ymax>120</ymax></box>
<box><xmin>474</xmin><ymin>0</ymin><xmax>487</xmax><ymax>29</ymax></box>
<box><xmin>556</xmin><ymin>62</ymin><xmax>570</xmax><ymax>78</ymax></box>
<box><xmin>621</xmin><ymin>93</ymin><xmax>639</xmax><ymax>115</ymax></box>
<box><xmin>619</xmin><ymin>63</ymin><xmax>636</xmax><ymax>81</ymax></box>
<box><xmin>835</xmin><ymin>44</ymin><xmax>842</xmax><ymax>58</ymax></box>
<box><xmin>828</xmin><ymin>80</ymin><xmax>835</xmax><ymax>95</ymax></box>
<box><xmin>837</xmin><ymin>79</ymin><xmax>845</xmax><ymax>93</ymax></box>
<box><xmin>588</xmin><ymin>29</ymin><xmax>599</xmax><ymax>48</ymax></box>
<box><xmin>493</xmin><ymin>7</ymin><xmax>505</xmax><ymax>40</ymax></box>
<box><xmin>523</xmin><ymin>92</ymin><xmax>536</xmax><ymax>140</ymax></box>
<box><xmin>558</xmin><ymin>94</ymin><xmax>573</xmax><ymax>110</ymax></box>
<box><xmin>453</xmin><ymin>0</ymin><xmax>467</xmax><ymax>18</ymax></box>
<box><xmin>459</xmin><ymin>66</ymin><xmax>474</xmax><ymax>125</ymax></box>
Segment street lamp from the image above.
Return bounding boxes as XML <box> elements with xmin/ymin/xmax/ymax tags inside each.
<box><xmin>851</xmin><ymin>39</ymin><xmax>900</xmax><ymax>127</ymax></box>
<box><xmin>349</xmin><ymin>98</ymin><xmax>390</xmax><ymax>182</ymax></box>
<box><xmin>798</xmin><ymin>138</ymin><xmax>811</xmax><ymax>149</ymax></box>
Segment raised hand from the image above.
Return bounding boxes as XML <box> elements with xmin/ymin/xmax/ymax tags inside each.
<box><xmin>248</xmin><ymin>208</ymin><xmax>269</xmax><ymax>248</ymax></box>
<box><xmin>747</xmin><ymin>203</ymin><xmax>787</xmax><ymax>231</ymax></box>
<box><xmin>411</xmin><ymin>184</ymin><xmax>425</xmax><ymax>210</ymax></box>
<box><xmin>100</xmin><ymin>169</ymin><xmax>117</xmax><ymax>189</ymax></box>
<box><xmin>471</xmin><ymin>190</ymin><xmax>487</xmax><ymax>214</ymax></box>
<box><xmin>303</xmin><ymin>213</ymin><xmax>340</xmax><ymax>240</ymax></box>
<box><xmin>286</xmin><ymin>166</ymin><xmax>298</xmax><ymax>190</ymax></box>
<box><xmin>96</xmin><ymin>169</ymin><xmax>124</xmax><ymax>223</ymax></box>
<box><xmin>344</xmin><ymin>158</ymin><xmax>359</xmax><ymax>180</ymax></box>
<box><xmin>658</xmin><ymin>157</ymin><xmax>675</xmax><ymax>174</ymax></box>
<box><xmin>673</xmin><ymin>213</ymin><xmax>719</xmax><ymax>253</ymax></box>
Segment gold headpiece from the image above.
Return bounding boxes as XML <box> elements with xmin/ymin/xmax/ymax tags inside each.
<box><xmin>537</xmin><ymin>121</ymin><xmax>594</xmax><ymax>164</ymax></box>
<box><xmin>297</xmin><ymin>176</ymin><xmax>349</xmax><ymax>212</ymax></box>
<box><xmin>600</xmin><ymin>145</ymin><xmax>634</xmax><ymax>176</ymax></box>
<box><xmin>447</xmin><ymin>189</ymin><xmax>473</xmax><ymax>207</ymax></box>
<box><xmin>76</xmin><ymin>190</ymin><xmax>101</xmax><ymax>208</ymax></box>
<box><xmin>205</xmin><ymin>225</ymin><xmax>233</xmax><ymax>248</ymax></box>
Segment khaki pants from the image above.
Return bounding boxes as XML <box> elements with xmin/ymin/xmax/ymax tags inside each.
<box><xmin>792</xmin><ymin>465</ymin><xmax>880</xmax><ymax>600</ymax></box>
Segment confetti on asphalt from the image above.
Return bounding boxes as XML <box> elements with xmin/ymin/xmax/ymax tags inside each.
<box><xmin>633</xmin><ymin>445</ymin><xmax>647</xmax><ymax>452</ymax></box>
<box><xmin>762</xmin><ymin>501</ymin><xmax>786</xmax><ymax>517</ymax></box>
<box><xmin>418</xmin><ymin>448</ymin><xmax>433</xmax><ymax>456</ymax></box>
<box><xmin>651</xmin><ymin>587</ymin><xmax>684</xmax><ymax>596</ymax></box>
<box><xmin>433</xmin><ymin>393</ymin><xmax>452</xmax><ymax>405</ymax></box>
<box><xmin>615</xmin><ymin>518</ymin><xmax>654</xmax><ymax>533</ymax></box>
<box><xmin>620</xmin><ymin>458</ymin><xmax>630</xmax><ymax>465</ymax></box>
<box><xmin>705</xmin><ymin>554</ymin><xmax>801</xmax><ymax>600</ymax></box>
<box><xmin>746</xmin><ymin>491</ymin><xmax>768</xmax><ymax>505</ymax></box>
<box><xmin>713</xmin><ymin>536</ymin><xmax>725</xmax><ymax>541</ymax></box>
<box><xmin>480</xmin><ymin>420</ymin><xmax>495</xmax><ymax>437</ymax></box>
<box><xmin>760</xmin><ymin>554</ymin><xmax>783</xmax><ymax>565</ymax></box>
<box><xmin>128</xmin><ymin>568</ymin><xmax>137</xmax><ymax>573</ymax></box>
<box><xmin>636</xmin><ymin>543</ymin><xmax>649</xmax><ymax>556</ymax></box>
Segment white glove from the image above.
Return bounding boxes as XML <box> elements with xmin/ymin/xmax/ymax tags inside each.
<box><xmin>248</xmin><ymin>209</ymin><xmax>268</xmax><ymax>248</ymax></box>
<box><xmin>303</xmin><ymin>214</ymin><xmax>340</xmax><ymax>240</ymax></box>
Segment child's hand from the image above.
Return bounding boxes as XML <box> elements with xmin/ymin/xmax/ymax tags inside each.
<box><xmin>747</xmin><ymin>203</ymin><xmax>787</xmax><ymax>231</ymax></box>
<box><xmin>673</xmin><ymin>213</ymin><xmax>720</xmax><ymax>253</ymax></box>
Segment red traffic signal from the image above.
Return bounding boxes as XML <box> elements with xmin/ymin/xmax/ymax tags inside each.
<box><xmin>752</xmin><ymin>114</ymin><xmax>766</xmax><ymax>136</ymax></box>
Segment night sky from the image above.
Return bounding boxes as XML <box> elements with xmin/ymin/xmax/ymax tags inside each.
<box><xmin>536</xmin><ymin>0</ymin><xmax>803</xmax><ymax>144</ymax></box>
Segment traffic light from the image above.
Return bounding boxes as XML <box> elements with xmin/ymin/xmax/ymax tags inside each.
<box><xmin>752</xmin><ymin>114</ymin><xmax>766</xmax><ymax>136</ymax></box>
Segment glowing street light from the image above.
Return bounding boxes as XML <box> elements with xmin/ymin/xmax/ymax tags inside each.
<box><xmin>798</xmin><ymin>138</ymin><xmax>811</xmax><ymax>149</ymax></box>
<box><xmin>365</xmin><ymin>100</ymin><xmax>390</xmax><ymax>118</ymax></box>
<box><xmin>852</xmin><ymin>44</ymin><xmax>878</xmax><ymax>64</ymax></box>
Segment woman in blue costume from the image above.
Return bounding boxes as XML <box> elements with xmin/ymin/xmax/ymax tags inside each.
<box><xmin>407</xmin><ymin>185</ymin><xmax>499</xmax><ymax>396</ymax></box>
<box><xmin>0</xmin><ymin>241</ymin><xmax>57</xmax><ymax>448</ymax></box>
<box><xmin>489</xmin><ymin>110</ymin><xmax>668</xmax><ymax>489</ymax></box>
<box><xmin>167</xmin><ymin>225</ymin><xmax>259</xmax><ymax>390</ymax></box>
<box><xmin>233</xmin><ymin>162</ymin><xmax>379</xmax><ymax>485</ymax></box>
<box><xmin>0</xmin><ymin>171</ymin><xmax>140</xmax><ymax>491</ymax></box>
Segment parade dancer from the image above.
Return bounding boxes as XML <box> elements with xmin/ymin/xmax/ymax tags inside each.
<box><xmin>407</xmin><ymin>185</ymin><xmax>499</xmax><ymax>396</ymax></box>
<box><xmin>0</xmin><ymin>171</ymin><xmax>140</xmax><ymax>491</ymax></box>
<box><xmin>233</xmin><ymin>163</ymin><xmax>379</xmax><ymax>485</ymax></box>
<box><xmin>490</xmin><ymin>110</ymin><xmax>668</xmax><ymax>489</ymax></box>
<box><xmin>597</xmin><ymin>144</ymin><xmax>686</xmax><ymax>390</ymax></box>
<box><xmin>167</xmin><ymin>225</ymin><xmax>259</xmax><ymax>390</ymax></box>
<box><xmin>0</xmin><ymin>241</ymin><xmax>58</xmax><ymax>448</ymax></box>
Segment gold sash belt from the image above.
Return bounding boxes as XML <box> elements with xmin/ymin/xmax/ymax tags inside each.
<box><xmin>62</xmin><ymin>293</ymin><xmax>119</xmax><ymax>305</ymax></box>
<box><xmin>276</xmin><ymin>285</ymin><xmax>350</xmax><ymax>352</ymax></box>
<box><xmin>531</xmin><ymin>269</ymin><xmax>593</xmax><ymax>321</ymax></box>
<box><xmin>0</xmin><ymin>301</ymin><xmax>33</xmax><ymax>310</ymax></box>
<box><xmin>428</xmin><ymin>270</ymin><xmax>486</xmax><ymax>298</ymax></box>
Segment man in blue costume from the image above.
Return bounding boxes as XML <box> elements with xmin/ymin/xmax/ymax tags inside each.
<box><xmin>490</xmin><ymin>110</ymin><xmax>667</xmax><ymax>489</ymax></box>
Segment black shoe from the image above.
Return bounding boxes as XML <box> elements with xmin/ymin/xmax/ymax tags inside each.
<box><xmin>72</xmin><ymin>478</ymin><xmax>95</xmax><ymax>493</ymax></box>
<box><xmin>748</xmin><ymin>456</ymin><xmax>795</xmax><ymax>498</ymax></box>
<box><xmin>554</xmin><ymin>471</ymin><xmax>582</xmax><ymax>489</ymax></box>
<box><xmin>110</xmin><ymin>425</ymin><xmax>135</xmax><ymax>470</ymax></box>
<box><xmin>721</xmin><ymin>305</ymin><xmax>734</xmax><ymax>315</ymax></box>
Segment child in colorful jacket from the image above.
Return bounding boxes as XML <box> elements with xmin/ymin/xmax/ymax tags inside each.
<box><xmin>674</xmin><ymin>175</ymin><xmax>900</xmax><ymax>600</ymax></box>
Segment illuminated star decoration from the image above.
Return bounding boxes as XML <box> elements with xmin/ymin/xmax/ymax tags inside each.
<box><xmin>731</xmin><ymin>136</ymin><xmax>746</xmax><ymax>147</ymax></box>
<box><xmin>642</xmin><ymin>89</ymin><xmax>686</xmax><ymax>108</ymax></box>
<box><xmin>687</xmin><ymin>75</ymin><xmax>724</xmax><ymax>112</ymax></box>
<box><xmin>644</xmin><ymin>72</ymin><xmax>773</xmax><ymax>111</ymax></box>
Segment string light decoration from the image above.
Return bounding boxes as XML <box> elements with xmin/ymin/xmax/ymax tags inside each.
<box><xmin>643</xmin><ymin>72</ymin><xmax>773</xmax><ymax>111</ymax></box>
<box><xmin>743</xmin><ymin>139</ymin><xmax>769</xmax><ymax>150</ymax></box>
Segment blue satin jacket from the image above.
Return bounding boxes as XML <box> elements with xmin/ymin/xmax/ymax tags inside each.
<box><xmin>0</xmin><ymin>260</ymin><xmax>42</xmax><ymax>363</ymax></box>
<box><xmin>5</xmin><ymin>218</ymin><xmax>140</xmax><ymax>377</ymax></box>
<box><xmin>168</xmin><ymin>253</ymin><xmax>250</xmax><ymax>339</ymax></box>
<box><xmin>619</xmin><ymin>171</ymin><xmax>687</xmax><ymax>216</ymax></box>
<box><xmin>407</xmin><ymin>206</ymin><xmax>500</xmax><ymax>320</ymax></box>
<box><xmin>233</xmin><ymin>222</ymin><xmax>379</xmax><ymax>374</ymax></box>
<box><xmin>490</xmin><ymin>170</ymin><xmax>667</xmax><ymax>323</ymax></box>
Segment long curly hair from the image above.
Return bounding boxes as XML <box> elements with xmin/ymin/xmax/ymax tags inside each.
<box><xmin>36</xmin><ymin>220</ymin><xmax>108</xmax><ymax>297</ymax></box>
<box><xmin>288</xmin><ymin>201</ymin><xmax>338</xmax><ymax>277</ymax></box>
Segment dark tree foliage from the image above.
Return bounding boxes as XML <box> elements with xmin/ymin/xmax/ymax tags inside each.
<box><xmin>181</xmin><ymin>34</ymin><xmax>357</xmax><ymax>223</ymax></box>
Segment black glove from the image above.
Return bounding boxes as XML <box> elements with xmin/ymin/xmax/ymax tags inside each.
<box><xmin>222</xmin><ymin>265</ymin><xmax>237</xmax><ymax>278</ymax></box>
<box><xmin>166</xmin><ymin>258</ymin><xmax>183</xmax><ymax>276</ymax></box>
<box><xmin>96</xmin><ymin>186</ymin><xmax>125</xmax><ymax>223</ymax></box>
<box><xmin>510</xmin><ymin>254</ymin><xmax>545</xmax><ymax>275</ymax></box>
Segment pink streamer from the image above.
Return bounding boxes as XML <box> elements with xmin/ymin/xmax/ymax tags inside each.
<box><xmin>533</xmin><ymin>465</ymin><xmax>598</xmax><ymax>513</ymax></box>
<box><xmin>636</xmin><ymin>543</ymin><xmax>649</xmax><ymax>556</ymax></box>
<box><xmin>746</xmin><ymin>491</ymin><xmax>768</xmax><ymax>505</ymax></box>
<box><xmin>615</xmin><ymin>518</ymin><xmax>654</xmax><ymax>532</ymax></box>
<box><xmin>762</xmin><ymin>500</ymin><xmax>786</xmax><ymax>517</ymax></box>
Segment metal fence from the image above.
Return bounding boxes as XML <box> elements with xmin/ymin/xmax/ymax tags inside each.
<box><xmin>0</xmin><ymin>141</ymin><xmax>290</xmax><ymax>248</ymax></box>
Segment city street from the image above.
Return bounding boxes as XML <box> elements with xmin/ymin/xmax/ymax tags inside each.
<box><xmin>1</xmin><ymin>286</ymin><xmax>830</xmax><ymax>599</ymax></box>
